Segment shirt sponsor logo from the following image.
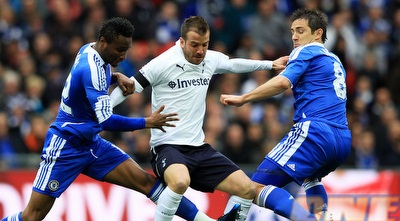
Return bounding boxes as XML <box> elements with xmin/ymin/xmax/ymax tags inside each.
<box><xmin>168</xmin><ymin>78</ymin><xmax>211</xmax><ymax>89</ymax></box>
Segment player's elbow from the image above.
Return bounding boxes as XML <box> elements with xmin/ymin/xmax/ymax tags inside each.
<box><xmin>274</xmin><ymin>76</ymin><xmax>291</xmax><ymax>91</ymax></box>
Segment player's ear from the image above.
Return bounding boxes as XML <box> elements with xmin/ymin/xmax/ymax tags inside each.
<box><xmin>99</xmin><ymin>36</ymin><xmax>108</xmax><ymax>48</ymax></box>
<box><xmin>179</xmin><ymin>37</ymin><xmax>185</xmax><ymax>48</ymax></box>
<box><xmin>315</xmin><ymin>28</ymin><xmax>323</xmax><ymax>41</ymax></box>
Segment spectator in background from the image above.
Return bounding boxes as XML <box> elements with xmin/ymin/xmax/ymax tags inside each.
<box><xmin>155</xmin><ymin>0</ymin><xmax>181</xmax><ymax>47</ymax></box>
<box><xmin>221</xmin><ymin>122</ymin><xmax>251</xmax><ymax>164</ymax></box>
<box><xmin>248</xmin><ymin>0</ymin><xmax>292</xmax><ymax>59</ymax></box>
<box><xmin>346</xmin><ymin>124</ymin><xmax>379</xmax><ymax>169</ymax></box>
<box><xmin>214</xmin><ymin>0</ymin><xmax>255</xmax><ymax>54</ymax></box>
<box><xmin>376</xmin><ymin>105</ymin><xmax>400</xmax><ymax>167</ymax></box>
<box><xmin>105</xmin><ymin>0</ymin><xmax>157</xmax><ymax>42</ymax></box>
<box><xmin>66</xmin><ymin>34</ymin><xmax>85</xmax><ymax>68</ymax></box>
<box><xmin>79</xmin><ymin>0</ymin><xmax>106</xmax><ymax>42</ymax></box>
<box><xmin>41</xmin><ymin>51</ymin><xmax>67</xmax><ymax>107</ymax></box>
<box><xmin>0</xmin><ymin>3</ymin><xmax>29</xmax><ymax>69</ymax></box>
<box><xmin>2</xmin><ymin>69</ymin><xmax>30</xmax><ymax>137</ymax></box>
<box><xmin>385</xmin><ymin>119</ymin><xmax>400</xmax><ymax>166</ymax></box>
<box><xmin>349</xmin><ymin>75</ymin><xmax>374</xmax><ymax>126</ymax></box>
<box><xmin>24</xmin><ymin>74</ymin><xmax>46</xmax><ymax>114</ymax></box>
<box><xmin>325</xmin><ymin>9</ymin><xmax>360</xmax><ymax>70</ymax></box>
<box><xmin>14</xmin><ymin>0</ymin><xmax>46</xmax><ymax>41</ymax></box>
<box><xmin>23</xmin><ymin>114</ymin><xmax>49</xmax><ymax>153</ymax></box>
<box><xmin>204</xmin><ymin>95</ymin><xmax>226</xmax><ymax>149</ymax></box>
<box><xmin>245</xmin><ymin>123</ymin><xmax>266</xmax><ymax>162</ymax></box>
<box><xmin>44</xmin><ymin>0</ymin><xmax>82</xmax><ymax>70</ymax></box>
<box><xmin>354</xmin><ymin>1</ymin><xmax>391</xmax><ymax>86</ymax></box>
<box><xmin>30</xmin><ymin>31</ymin><xmax>52</xmax><ymax>75</ymax></box>
<box><xmin>131</xmin><ymin>129</ymin><xmax>153</xmax><ymax>164</ymax></box>
<box><xmin>0</xmin><ymin>111</ymin><xmax>26</xmax><ymax>169</ymax></box>
<box><xmin>371</xmin><ymin>87</ymin><xmax>397</xmax><ymax>124</ymax></box>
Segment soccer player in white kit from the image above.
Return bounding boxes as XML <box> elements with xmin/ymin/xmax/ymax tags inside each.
<box><xmin>221</xmin><ymin>9</ymin><xmax>351</xmax><ymax>221</ymax></box>
<box><xmin>110</xmin><ymin>16</ymin><xmax>288</xmax><ymax>221</ymax></box>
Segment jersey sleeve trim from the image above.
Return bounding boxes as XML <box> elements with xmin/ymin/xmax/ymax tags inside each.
<box><xmin>134</xmin><ymin>71</ymin><xmax>150</xmax><ymax>89</ymax></box>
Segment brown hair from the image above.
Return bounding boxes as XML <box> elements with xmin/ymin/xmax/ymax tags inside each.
<box><xmin>180</xmin><ymin>16</ymin><xmax>210</xmax><ymax>40</ymax></box>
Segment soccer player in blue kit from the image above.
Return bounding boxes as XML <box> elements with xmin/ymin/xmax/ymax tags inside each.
<box><xmin>220</xmin><ymin>9</ymin><xmax>351</xmax><ymax>221</ymax></box>
<box><xmin>1</xmin><ymin>17</ymin><xmax>238</xmax><ymax>221</ymax></box>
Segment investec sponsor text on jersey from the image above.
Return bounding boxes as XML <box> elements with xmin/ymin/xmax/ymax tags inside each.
<box><xmin>168</xmin><ymin>77</ymin><xmax>211</xmax><ymax>89</ymax></box>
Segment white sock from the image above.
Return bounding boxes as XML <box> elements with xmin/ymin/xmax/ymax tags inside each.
<box><xmin>155</xmin><ymin>186</ymin><xmax>183</xmax><ymax>221</ymax></box>
<box><xmin>224</xmin><ymin>195</ymin><xmax>253</xmax><ymax>221</ymax></box>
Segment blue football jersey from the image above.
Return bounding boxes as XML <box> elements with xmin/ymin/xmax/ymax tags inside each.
<box><xmin>51</xmin><ymin>43</ymin><xmax>113</xmax><ymax>141</ymax></box>
<box><xmin>280</xmin><ymin>42</ymin><xmax>348</xmax><ymax>126</ymax></box>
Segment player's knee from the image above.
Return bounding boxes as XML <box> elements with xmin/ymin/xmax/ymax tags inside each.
<box><xmin>167</xmin><ymin>179</ymin><xmax>190</xmax><ymax>194</ymax></box>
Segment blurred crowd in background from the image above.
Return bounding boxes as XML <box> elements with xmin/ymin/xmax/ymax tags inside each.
<box><xmin>0</xmin><ymin>0</ymin><xmax>399</xmax><ymax>170</ymax></box>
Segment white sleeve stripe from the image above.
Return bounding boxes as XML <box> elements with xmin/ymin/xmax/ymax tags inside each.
<box><xmin>95</xmin><ymin>95</ymin><xmax>113</xmax><ymax>123</ymax></box>
<box><xmin>89</xmin><ymin>55</ymin><xmax>107</xmax><ymax>91</ymax></box>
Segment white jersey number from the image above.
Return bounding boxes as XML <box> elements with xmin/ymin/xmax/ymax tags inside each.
<box><xmin>60</xmin><ymin>74</ymin><xmax>73</xmax><ymax>115</ymax></box>
<box><xmin>333</xmin><ymin>62</ymin><xmax>346</xmax><ymax>100</ymax></box>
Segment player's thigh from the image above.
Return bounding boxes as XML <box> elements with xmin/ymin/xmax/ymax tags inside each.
<box><xmin>189</xmin><ymin>145</ymin><xmax>241</xmax><ymax>193</ymax></box>
<box><xmin>103</xmin><ymin>158</ymin><xmax>157</xmax><ymax>195</ymax></box>
<box><xmin>23</xmin><ymin>191</ymin><xmax>56</xmax><ymax>221</ymax></box>
<box><xmin>216</xmin><ymin>169</ymin><xmax>256</xmax><ymax>199</ymax></box>
<box><xmin>84</xmin><ymin>138</ymin><xmax>130</xmax><ymax>181</ymax></box>
<box><xmin>86</xmin><ymin>139</ymin><xmax>154</xmax><ymax>194</ymax></box>
<box><xmin>151</xmin><ymin>144</ymin><xmax>192</xmax><ymax>188</ymax></box>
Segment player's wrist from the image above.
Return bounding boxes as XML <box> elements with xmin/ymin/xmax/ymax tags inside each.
<box><xmin>265</xmin><ymin>60</ymin><xmax>273</xmax><ymax>70</ymax></box>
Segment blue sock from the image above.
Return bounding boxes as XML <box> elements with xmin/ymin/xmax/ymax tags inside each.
<box><xmin>176</xmin><ymin>197</ymin><xmax>198</xmax><ymax>221</ymax></box>
<box><xmin>303</xmin><ymin>180</ymin><xmax>328</xmax><ymax>213</ymax></box>
<box><xmin>147</xmin><ymin>180</ymin><xmax>198</xmax><ymax>221</ymax></box>
<box><xmin>2</xmin><ymin>211</ymin><xmax>22</xmax><ymax>221</ymax></box>
<box><xmin>147</xmin><ymin>179</ymin><xmax>166</xmax><ymax>202</ymax></box>
<box><xmin>257</xmin><ymin>185</ymin><xmax>314</xmax><ymax>221</ymax></box>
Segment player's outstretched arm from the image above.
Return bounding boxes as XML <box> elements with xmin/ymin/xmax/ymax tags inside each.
<box><xmin>220</xmin><ymin>75</ymin><xmax>291</xmax><ymax>106</ymax></box>
<box><xmin>145</xmin><ymin>105</ymin><xmax>179</xmax><ymax>132</ymax></box>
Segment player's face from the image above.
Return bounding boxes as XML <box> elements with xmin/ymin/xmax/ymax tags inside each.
<box><xmin>180</xmin><ymin>31</ymin><xmax>210</xmax><ymax>65</ymax></box>
<box><xmin>291</xmin><ymin>19</ymin><xmax>322</xmax><ymax>48</ymax></box>
<box><xmin>101</xmin><ymin>35</ymin><xmax>132</xmax><ymax>67</ymax></box>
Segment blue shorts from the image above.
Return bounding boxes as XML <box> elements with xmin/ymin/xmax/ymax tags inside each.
<box><xmin>252</xmin><ymin>120</ymin><xmax>351</xmax><ymax>186</ymax></box>
<box><xmin>32</xmin><ymin>128</ymin><xmax>130</xmax><ymax>198</ymax></box>
<box><xmin>151</xmin><ymin>143</ymin><xmax>240</xmax><ymax>192</ymax></box>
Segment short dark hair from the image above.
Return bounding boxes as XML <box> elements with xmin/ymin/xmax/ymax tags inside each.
<box><xmin>290</xmin><ymin>9</ymin><xmax>328</xmax><ymax>43</ymax></box>
<box><xmin>98</xmin><ymin>17</ymin><xmax>135</xmax><ymax>43</ymax></box>
<box><xmin>181</xmin><ymin>16</ymin><xmax>209</xmax><ymax>40</ymax></box>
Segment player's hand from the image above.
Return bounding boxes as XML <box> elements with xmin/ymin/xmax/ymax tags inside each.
<box><xmin>113</xmin><ymin>72</ymin><xmax>134</xmax><ymax>96</ymax></box>
<box><xmin>272</xmin><ymin>56</ymin><xmax>289</xmax><ymax>72</ymax></box>
<box><xmin>145</xmin><ymin>105</ymin><xmax>179</xmax><ymax>132</ymax></box>
<box><xmin>220</xmin><ymin>94</ymin><xmax>245</xmax><ymax>107</ymax></box>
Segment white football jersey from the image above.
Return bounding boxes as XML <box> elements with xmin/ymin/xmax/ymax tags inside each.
<box><xmin>133</xmin><ymin>41</ymin><xmax>272</xmax><ymax>149</ymax></box>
